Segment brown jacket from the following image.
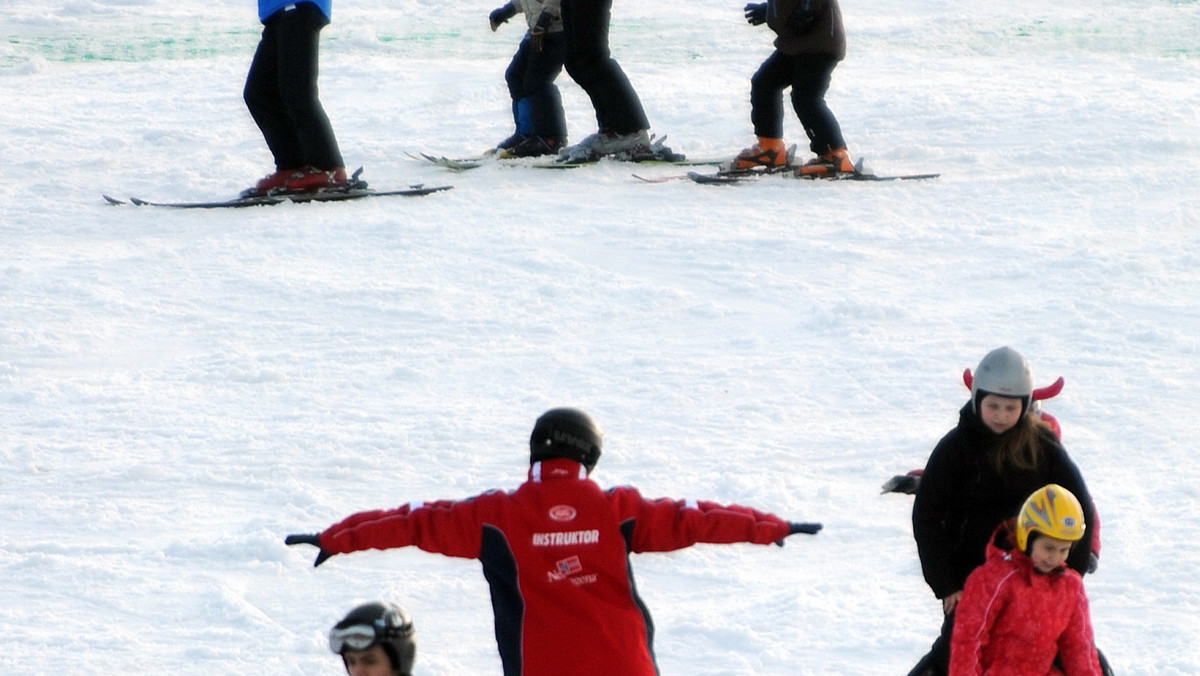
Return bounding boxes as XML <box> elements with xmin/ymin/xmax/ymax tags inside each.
<box><xmin>766</xmin><ymin>0</ymin><xmax>845</xmax><ymax>59</ymax></box>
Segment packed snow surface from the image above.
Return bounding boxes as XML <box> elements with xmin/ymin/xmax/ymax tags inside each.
<box><xmin>2</xmin><ymin>0</ymin><xmax>1199</xmax><ymax>673</ymax></box>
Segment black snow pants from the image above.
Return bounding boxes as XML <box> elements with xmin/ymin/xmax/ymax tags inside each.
<box><xmin>560</xmin><ymin>0</ymin><xmax>649</xmax><ymax>135</ymax></box>
<box><xmin>243</xmin><ymin>2</ymin><xmax>343</xmax><ymax>171</ymax></box>
<box><xmin>749</xmin><ymin>51</ymin><xmax>845</xmax><ymax>154</ymax></box>
<box><xmin>505</xmin><ymin>32</ymin><xmax>569</xmax><ymax>139</ymax></box>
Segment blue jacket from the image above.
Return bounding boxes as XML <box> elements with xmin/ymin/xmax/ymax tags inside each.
<box><xmin>258</xmin><ymin>0</ymin><xmax>331</xmax><ymax>23</ymax></box>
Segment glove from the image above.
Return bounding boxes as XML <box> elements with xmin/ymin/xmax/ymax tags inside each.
<box><xmin>530</xmin><ymin>11</ymin><xmax>555</xmax><ymax>52</ymax></box>
<box><xmin>489</xmin><ymin>3</ymin><xmax>517</xmax><ymax>32</ymax></box>
<box><xmin>744</xmin><ymin>2</ymin><xmax>767</xmax><ymax>26</ymax></box>
<box><xmin>285</xmin><ymin>533</ymin><xmax>334</xmax><ymax>567</ymax></box>
<box><xmin>775</xmin><ymin>521</ymin><xmax>823</xmax><ymax>546</ymax></box>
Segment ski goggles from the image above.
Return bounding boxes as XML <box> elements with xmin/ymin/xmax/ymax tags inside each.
<box><xmin>328</xmin><ymin>624</ymin><xmax>381</xmax><ymax>654</ymax></box>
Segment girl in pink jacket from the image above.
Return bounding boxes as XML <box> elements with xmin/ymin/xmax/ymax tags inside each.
<box><xmin>950</xmin><ymin>485</ymin><xmax>1102</xmax><ymax>676</ymax></box>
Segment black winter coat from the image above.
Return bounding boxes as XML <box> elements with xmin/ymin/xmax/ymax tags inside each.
<box><xmin>912</xmin><ymin>403</ymin><xmax>1096</xmax><ymax>600</ymax></box>
<box><xmin>766</xmin><ymin>0</ymin><xmax>845</xmax><ymax>59</ymax></box>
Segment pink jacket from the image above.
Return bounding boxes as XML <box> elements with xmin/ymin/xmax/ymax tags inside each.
<box><xmin>320</xmin><ymin>458</ymin><xmax>792</xmax><ymax>676</ymax></box>
<box><xmin>950</xmin><ymin>523</ymin><xmax>1101</xmax><ymax>676</ymax></box>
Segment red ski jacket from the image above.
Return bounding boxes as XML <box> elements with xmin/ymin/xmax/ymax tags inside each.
<box><xmin>319</xmin><ymin>458</ymin><xmax>792</xmax><ymax>676</ymax></box>
<box><xmin>950</xmin><ymin>523</ymin><xmax>1101</xmax><ymax>676</ymax></box>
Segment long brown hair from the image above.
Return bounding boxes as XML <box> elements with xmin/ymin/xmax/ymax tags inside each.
<box><xmin>987</xmin><ymin>412</ymin><xmax>1052</xmax><ymax>474</ymax></box>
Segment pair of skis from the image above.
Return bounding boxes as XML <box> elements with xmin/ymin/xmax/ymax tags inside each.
<box><xmin>634</xmin><ymin>158</ymin><xmax>940</xmax><ymax>185</ymax></box>
<box><xmin>103</xmin><ymin>168</ymin><xmax>452</xmax><ymax>209</ymax></box>
<box><xmin>410</xmin><ymin>151</ymin><xmax>939</xmax><ymax>184</ymax></box>
<box><xmin>408</xmin><ymin>152</ymin><xmax>726</xmax><ymax>172</ymax></box>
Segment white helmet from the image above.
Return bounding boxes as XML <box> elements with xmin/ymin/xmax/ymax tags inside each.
<box><xmin>971</xmin><ymin>346</ymin><xmax>1034</xmax><ymax>415</ymax></box>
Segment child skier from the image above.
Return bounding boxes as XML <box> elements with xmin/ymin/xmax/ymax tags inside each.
<box><xmin>329</xmin><ymin>601</ymin><xmax>417</xmax><ymax>676</ymax></box>
<box><xmin>735</xmin><ymin>0</ymin><xmax>853</xmax><ymax>175</ymax></box>
<box><xmin>286</xmin><ymin>408</ymin><xmax>821</xmax><ymax>676</ymax></box>
<box><xmin>487</xmin><ymin>0</ymin><xmax>570</xmax><ymax>157</ymax></box>
<box><xmin>908</xmin><ymin>346</ymin><xmax>1099</xmax><ymax>676</ymax></box>
<box><xmin>243</xmin><ymin>0</ymin><xmax>347</xmax><ymax>196</ymax></box>
<box><xmin>950</xmin><ymin>484</ymin><xmax>1103</xmax><ymax>675</ymax></box>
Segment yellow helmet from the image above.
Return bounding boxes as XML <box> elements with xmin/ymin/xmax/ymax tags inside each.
<box><xmin>1016</xmin><ymin>484</ymin><xmax>1086</xmax><ymax>552</ymax></box>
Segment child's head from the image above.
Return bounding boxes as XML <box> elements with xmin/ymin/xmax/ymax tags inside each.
<box><xmin>330</xmin><ymin>602</ymin><xmax>417</xmax><ymax>676</ymax></box>
<box><xmin>529</xmin><ymin>408</ymin><xmax>603</xmax><ymax>472</ymax></box>
<box><xmin>1016</xmin><ymin>484</ymin><xmax>1086</xmax><ymax>573</ymax></box>
<box><xmin>971</xmin><ymin>346</ymin><xmax>1034</xmax><ymax>424</ymax></box>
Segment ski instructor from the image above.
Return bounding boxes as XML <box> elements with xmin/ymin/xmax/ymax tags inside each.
<box><xmin>286</xmin><ymin>407</ymin><xmax>822</xmax><ymax>676</ymax></box>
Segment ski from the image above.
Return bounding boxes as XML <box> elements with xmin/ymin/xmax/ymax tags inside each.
<box><xmin>637</xmin><ymin>157</ymin><xmax>939</xmax><ymax>184</ymax></box>
<box><xmin>409</xmin><ymin>151</ymin><xmax>725</xmax><ymax>172</ymax></box>
<box><xmin>103</xmin><ymin>168</ymin><xmax>451</xmax><ymax>208</ymax></box>
<box><xmin>684</xmin><ymin>169</ymin><xmax>940</xmax><ymax>184</ymax></box>
<box><xmin>103</xmin><ymin>185</ymin><xmax>452</xmax><ymax>209</ymax></box>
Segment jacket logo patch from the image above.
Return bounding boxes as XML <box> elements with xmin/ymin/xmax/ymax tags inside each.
<box><xmin>549</xmin><ymin>504</ymin><xmax>577</xmax><ymax>522</ymax></box>
<box><xmin>532</xmin><ymin>529</ymin><xmax>600</xmax><ymax>546</ymax></box>
<box><xmin>546</xmin><ymin>555</ymin><xmax>597</xmax><ymax>586</ymax></box>
<box><xmin>557</xmin><ymin>555</ymin><xmax>583</xmax><ymax>576</ymax></box>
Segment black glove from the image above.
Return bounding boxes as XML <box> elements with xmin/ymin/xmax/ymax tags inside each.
<box><xmin>744</xmin><ymin>2</ymin><xmax>767</xmax><ymax>26</ymax></box>
<box><xmin>489</xmin><ymin>3</ymin><xmax>517</xmax><ymax>32</ymax></box>
<box><xmin>285</xmin><ymin>533</ymin><xmax>334</xmax><ymax>567</ymax></box>
<box><xmin>530</xmin><ymin>11</ymin><xmax>555</xmax><ymax>51</ymax></box>
<box><xmin>775</xmin><ymin>521</ymin><xmax>823</xmax><ymax>546</ymax></box>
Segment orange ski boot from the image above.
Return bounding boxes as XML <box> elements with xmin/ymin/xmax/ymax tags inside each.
<box><xmin>798</xmin><ymin>148</ymin><xmax>855</xmax><ymax>177</ymax></box>
<box><xmin>731</xmin><ymin>137</ymin><xmax>790</xmax><ymax>170</ymax></box>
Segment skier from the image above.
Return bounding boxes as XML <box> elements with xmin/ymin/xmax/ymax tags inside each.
<box><xmin>329</xmin><ymin>601</ymin><xmax>417</xmax><ymax>676</ymax></box>
<box><xmin>734</xmin><ymin>0</ymin><xmax>854</xmax><ymax>175</ymax></box>
<box><xmin>286</xmin><ymin>407</ymin><xmax>822</xmax><ymax>676</ymax></box>
<box><xmin>243</xmin><ymin>0</ymin><xmax>347</xmax><ymax>197</ymax></box>
<box><xmin>907</xmin><ymin>347</ymin><xmax>1100</xmax><ymax>676</ymax></box>
<box><xmin>950</xmin><ymin>485</ymin><xmax>1102</xmax><ymax>675</ymax></box>
<box><xmin>487</xmin><ymin>0</ymin><xmax>570</xmax><ymax>157</ymax></box>
<box><xmin>554</xmin><ymin>0</ymin><xmax>660</xmax><ymax>161</ymax></box>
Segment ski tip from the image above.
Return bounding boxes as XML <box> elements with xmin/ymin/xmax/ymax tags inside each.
<box><xmin>102</xmin><ymin>194</ymin><xmax>126</xmax><ymax>206</ymax></box>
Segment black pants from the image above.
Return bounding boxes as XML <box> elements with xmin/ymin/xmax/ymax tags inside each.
<box><xmin>505</xmin><ymin>32</ymin><xmax>568</xmax><ymax>139</ymax></box>
<box><xmin>749</xmin><ymin>51</ymin><xmax>845</xmax><ymax>154</ymax></box>
<box><xmin>560</xmin><ymin>0</ymin><xmax>649</xmax><ymax>135</ymax></box>
<box><xmin>905</xmin><ymin>609</ymin><xmax>955</xmax><ymax>676</ymax></box>
<box><xmin>243</xmin><ymin>2</ymin><xmax>343</xmax><ymax>171</ymax></box>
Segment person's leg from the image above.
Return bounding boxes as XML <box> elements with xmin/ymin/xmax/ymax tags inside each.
<box><xmin>560</xmin><ymin>0</ymin><xmax>648</xmax><ymax>134</ymax></box>
<box><xmin>789</xmin><ymin>53</ymin><xmax>845</xmax><ymax>155</ymax></box>
<box><xmin>521</xmin><ymin>32</ymin><xmax>568</xmax><ymax>140</ymax></box>
<box><xmin>274</xmin><ymin>3</ymin><xmax>343</xmax><ymax>170</ymax></box>
<box><xmin>244</xmin><ymin>19</ymin><xmax>304</xmax><ymax>171</ymax></box>
<box><xmin>904</xmin><ymin>610</ymin><xmax>954</xmax><ymax>676</ymax></box>
<box><xmin>749</xmin><ymin>51</ymin><xmax>792</xmax><ymax>139</ymax></box>
<box><xmin>733</xmin><ymin>51</ymin><xmax>792</xmax><ymax>168</ymax></box>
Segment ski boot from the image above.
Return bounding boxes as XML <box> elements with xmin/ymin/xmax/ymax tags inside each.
<box><xmin>730</xmin><ymin>137</ymin><xmax>791</xmax><ymax>171</ymax></box>
<box><xmin>501</xmin><ymin>134</ymin><xmax>565</xmax><ymax>158</ymax></box>
<box><xmin>561</xmin><ymin>129</ymin><xmax>652</xmax><ymax>162</ymax></box>
<box><xmin>796</xmin><ymin>148</ymin><xmax>855</xmax><ymax>177</ymax></box>
<box><xmin>283</xmin><ymin>166</ymin><xmax>349</xmax><ymax>193</ymax></box>
<box><xmin>242</xmin><ymin>168</ymin><xmax>302</xmax><ymax>198</ymax></box>
<box><xmin>485</xmin><ymin>132</ymin><xmax>527</xmax><ymax>156</ymax></box>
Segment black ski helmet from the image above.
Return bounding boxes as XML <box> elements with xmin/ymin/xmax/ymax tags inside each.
<box><xmin>971</xmin><ymin>346</ymin><xmax>1034</xmax><ymax>417</ymax></box>
<box><xmin>329</xmin><ymin>601</ymin><xmax>416</xmax><ymax>676</ymax></box>
<box><xmin>529</xmin><ymin>408</ymin><xmax>603</xmax><ymax>472</ymax></box>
